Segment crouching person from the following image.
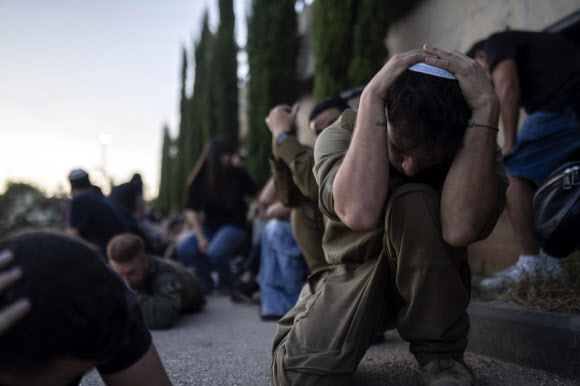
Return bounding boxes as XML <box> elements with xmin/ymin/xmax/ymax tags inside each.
<box><xmin>271</xmin><ymin>45</ymin><xmax>508</xmax><ymax>385</ymax></box>
<box><xmin>0</xmin><ymin>230</ymin><xmax>171</xmax><ymax>386</ymax></box>
<box><xmin>107</xmin><ymin>233</ymin><xmax>205</xmax><ymax>330</ymax></box>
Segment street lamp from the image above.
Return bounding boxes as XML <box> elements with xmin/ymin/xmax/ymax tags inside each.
<box><xmin>98</xmin><ymin>133</ymin><xmax>112</xmax><ymax>189</ymax></box>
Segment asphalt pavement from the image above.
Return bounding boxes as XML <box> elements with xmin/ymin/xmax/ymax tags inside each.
<box><xmin>80</xmin><ymin>295</ymin><xmax>578</xmax><ymax>385</ymax></box>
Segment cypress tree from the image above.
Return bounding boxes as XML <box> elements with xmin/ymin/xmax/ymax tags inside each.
<box><xmin>246</xmin><ymin>0</ymin><xmax>298</xmax><ymax>186</ymax></box>
<box><xmin>172</xmin><ymin>47</ymin><xmax>190</xmax><ymax>209</ymax></box>
<box><xmin>311</xmin><ymin>0</ymin><xmax>357</xmax><ymax>100</ymax></box>
<box><xmin>347</xmin><ymin>0</ymin><xmax>389</xmax><ymax>86</ymax></box>
<box><xmin>196</xmin><ymin>13</ymin><xmax>216</xmax><ymax>146</ymax></box>
<box><xmin>213</xmin><ymin>0</ymin><xmax>239</xmax><ymax>146</ymax></box>
<box><xmin>157</xmin><ymin>124</ymin><xmax>173</xmax><ymax>213</ymax></box>
<box><xmin>187</xmin><ymin>12</ymin><xmax>214</xmax><ymax>183</ymax></box>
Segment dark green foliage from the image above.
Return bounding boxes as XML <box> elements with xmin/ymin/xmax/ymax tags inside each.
<box><xmin>0</xmin><ymin>182</ymin><xmax>68</xmax><ymax>233</ymax></box>
<box><xmin>157</xmin><ymin>125</ymin><xmax>174</xmax><ymax>213</ymax></box>
<box><xmin>213</xmin><ymin>0</ymin><xmax>239</xmax><ymax>146</ymax></box>
<box><xmin>246</xmin><ymin>0</ymin><xmax>298</xmax><ymax>186</ymax></box>
<box><xmin>311</xmin><ymin>0</ymin><xmax>357</xmax><ymax>100</ymax></box>
<box><xmin>311</xmin><ymin>0</ymin><xmax>390</xmax><ymax>98</ymax></box>
<box><xmin>347</xmin><ymin>0</ymin><xmax>389</xmax><ymax>86</ymax></box>
<box><xmin>189</xmin><ymin>13</ymin><xmax>214</xmax><ymax>179</ymax></box>
<box><xmin>172</xmin><ymin>47</ymin><xmax>190</xmax><ymax>209</ymax></box>
<box><xmin>192</xmin><ymin>12</ymin><xmax>216</xmax><ymax>147</ymax></box>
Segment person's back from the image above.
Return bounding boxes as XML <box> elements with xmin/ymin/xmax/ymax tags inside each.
<box><xmin>481</xmin><ymin>30</ymin><xmax>580</xmax><ymax>115</ymax></box>
<box><xmin>70</xmin><ymin>191</ymin><xmax>129</xmax><ymax>250</ymax></box>
<box><xmin>68</xmin><ymin>169</ymin><xmax>128</xmax><ymax>256</ymax></box>
<box><xmin>0</xmin><ymin>230</ymin><xmax>170</xmax><ymax>386</ymax></box>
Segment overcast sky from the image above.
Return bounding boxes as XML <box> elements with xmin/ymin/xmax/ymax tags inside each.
<box><xmin>0</xmin><ymin>0</ymin><xmax>249</xmax><ymax>200</ymax></box>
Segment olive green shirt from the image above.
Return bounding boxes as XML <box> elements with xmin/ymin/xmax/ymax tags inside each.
<box><xmin>313</xmin><ymin>109</ymin><xmax>509</xmax><ymax>265</ymax></box>
<box><xmin>269</xmin><ymin>134</ymin><xmax>318</xmax><ymax>206</ymax></box>
<box><xmin>135</xmin><ymin>256</ymin><xmax>205</xmax><ymax>329</ymax></box>
<box><xmin>269</xmin><ymin>135</ymin><xmax>328</xmax><ymax>272</ymax></box>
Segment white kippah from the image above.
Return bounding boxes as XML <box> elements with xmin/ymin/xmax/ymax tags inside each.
<box><xmin>69</xmin><ymin>169</ymin><xmax>88</xmax><ymax>181</ymax></box>
<box><xmin>408</xmin><ymin>62</ymin><xmax>456</xmax><ymax>79</ymax></box>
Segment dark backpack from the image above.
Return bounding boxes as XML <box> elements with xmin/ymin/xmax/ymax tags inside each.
<box><xmin>533</xmin><ymin>161</ymin><xmax>580</xmax><ymax>258</ymax></box>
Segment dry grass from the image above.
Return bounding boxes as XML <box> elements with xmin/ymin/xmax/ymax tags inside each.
<box><xmin>472</xmin><ymin>251</ymin><xmax>580</xmax><ymax>315</ymax></box>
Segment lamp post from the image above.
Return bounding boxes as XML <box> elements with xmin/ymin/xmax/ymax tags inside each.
<box><xmin>98</xmin><ymin>133</ymin><xmax>112</xmax><ymax>189</ymax></box>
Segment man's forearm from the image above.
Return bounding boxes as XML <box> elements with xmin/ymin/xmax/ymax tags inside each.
<box><xmin>333</xmin><ymin>88</ymin><xmax>389</xmax><ymax>230</ymax></box>
<box><xmin>492</xmin><ymin>59</ymin><xmax>520</xmax><ymax>153</ymax></box>
<box><xmin>441</xmin><ymin>104</ymin><xmax>500</xmax><ymax>247</ymax></box>
<box><xmin>185</xmin><ymin>210</ymin><xmax>203</xmax><ymax>237</ymax></box>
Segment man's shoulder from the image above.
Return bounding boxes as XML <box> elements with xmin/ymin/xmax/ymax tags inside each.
<box><xmin>148</xmin><ymin>257</ymin><xmax>187</xmax><ymax>286</ymax></box>
<box><xmin>337</xmin><ymin>108</ymin><xmax>357</xmax><ymax>131</ymax></box>
<box><xmin>72</xmin><ymin>191</ymin><xmax>101</xmax><ymax>203</ymax></box>
<box><xmin>315</xmin><ymin>108</ymin><xmax>357</xmax><ymax>162</ymax></box>
<box><xmin>149</xmin><ymin>255</ymin><xmax>178</xmax><ymax>275</ymax></box>
<box><xmin>71</xmin><ymin>192</ymin><xmax>108</xmax><ymax>212</ymax></box>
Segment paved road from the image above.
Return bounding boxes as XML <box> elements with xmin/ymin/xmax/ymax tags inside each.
<box><xmin>81</xmin><ymin>296</ymin><xmax>577</xmax><ymax>385</ymax></box>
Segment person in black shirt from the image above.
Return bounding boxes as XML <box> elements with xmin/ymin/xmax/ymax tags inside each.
<box><xmin>67</xmin><ymin>169</ymin><xmax>129</xmax><ymax>258</ymax></box>
<box><xmin>468</xmin><ymin>31</ymin><xmax>580</xmax><ymax>287</ymax></box>
<box><xmin>0</xmin><ymin>230</ymin><xmax>170</xmax><ymax>386</ymax></box>
<box><xmin>175</xmin><ymin>139</ymin><xmax>257</xmax><ymax>293</ymax></box>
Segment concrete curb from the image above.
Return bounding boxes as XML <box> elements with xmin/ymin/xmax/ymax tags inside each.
<box><xmin>467</xmin><ymin>300</ymin><xmax>580</xmax><ymax>380</ymax></box>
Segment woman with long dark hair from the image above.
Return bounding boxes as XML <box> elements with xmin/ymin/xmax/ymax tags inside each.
<box><xmin>175</xmin><ymin>139</ymin><xmax>257</xmax><ymax>293</ymax></box>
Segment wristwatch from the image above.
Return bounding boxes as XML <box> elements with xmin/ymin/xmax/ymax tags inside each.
<box><xmin>276</xmin><ymin>131</ymin><xmax>292</xmax><ymax>145</ymax></box>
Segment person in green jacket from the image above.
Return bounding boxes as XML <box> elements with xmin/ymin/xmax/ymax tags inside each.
<box><xmin>108</xmin><ymin>233</ymin><xmax>205</xmax><ymax>329</ymax></box>
<box><xmin>271</xmin><ymin>45</ymin><xmax>508</xmax><ymax>386</ymax></box>
<box><xmin>266</xmin><ymin>97</ymin><xmax>349</xmax><ymax>281</ymax></box>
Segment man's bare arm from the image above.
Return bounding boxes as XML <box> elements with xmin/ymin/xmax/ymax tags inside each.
<box><xmin>425</xmin><ymin>45</ymin><xmax>501</xmax><ymax>246</ymax></box>
<box><xmin>101</xmin><ymin>343</ymin><xmax>171</xmax><ymax>386</ymax></box>
<box><xmin>491</xmin><ymin>58</ymin><xmax>520</xmax><ymax>156</ymax></box>
<box><xmin>333</xmin><ymin>50</ymin><xmax>433</xmax><ymax>230</ymax></box>
<box><xmin>184</xmin><ymin>209</ymin><xmax>208</xmax><ymax>253</ymax></box>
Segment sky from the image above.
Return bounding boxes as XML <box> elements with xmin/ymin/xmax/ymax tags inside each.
<box><xmin>0</xmin><ymin>0</ymin><xmax>249</xmax><ymax>200</ymax></box>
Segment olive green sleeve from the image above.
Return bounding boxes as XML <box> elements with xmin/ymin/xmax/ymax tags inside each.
<box><xmin>313</xmin><ymin>109</ymin><xmax>356</xmax><ymax>222</ymax></box>
<box><xmin>269</xmin><ymin>155</ymin><xmax>307</xmax><ymax>207</ymax></box>
<box><xmin>135</xmin><ymin>272</ymin><xmax>183</xmax><ymax>330</ymax></box>
<box><xmin>276</xmin><ymin>135</ymin><xmax>319</xmax><ymax>202</ymax></box>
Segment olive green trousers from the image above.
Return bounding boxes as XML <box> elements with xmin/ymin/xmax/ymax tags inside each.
<box><xmin>271</xmin><ymin>183</ymin><xmax>471</xmax><ymax>385</ymax></box>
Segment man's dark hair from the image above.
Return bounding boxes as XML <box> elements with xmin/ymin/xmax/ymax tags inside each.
<box><xmin>107</xmin><ymin>233</ymin><xmax>145</xmax><ymax>263</ymax></box>
<box><xmin>466</xmin><ymin>39</ymin><xmax>487</xmax><ymax>59</ymax></box>
<box><xmin>309</xmin><ymin>96</ymin><xmax>350</xmax><ymax>122</ymax></box>
<box><xmin>385</xmin><ymin>69</ymin><xmax>471</xmax><ymax>158</ymax></box>
<box><xmin>0</xmin><ymin>230</ymin><xmax>135</xmax><ymax>374</ymax></box>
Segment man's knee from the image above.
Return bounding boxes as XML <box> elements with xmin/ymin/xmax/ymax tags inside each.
<box><xmin>387</xmin><ymin>184</ymin><xmax>441</xmax><ymax>233</ymax></box>
<box><xmin>271</xmin><ymin>342</ymin><xmax>351</xmax><ymax>386</ymax></box>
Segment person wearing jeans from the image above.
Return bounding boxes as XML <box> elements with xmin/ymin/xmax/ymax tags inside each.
<box><xmin>259</xmin><ymin>218</ymin><xmax>307</xmax><ymax>319</ymax></box>
<box><xmin>176</xmin><ymin>225</ymin><xmax>248</xmax><ymax>293</ymax></box>
<box><xmin>176</xmin><ymin>139</ymin><xmax>257</xmax><ymax>294</ymax></box>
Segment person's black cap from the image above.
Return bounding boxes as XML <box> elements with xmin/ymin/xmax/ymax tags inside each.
<box><xmin>309</xmin><ymin>96</ymin><xmax>350</xmax><ymax>122</ymax></box>
<box><xmin>68</xmin><ymin>169</ymin><xmax>91</xmax><ymax>189</ymax></box>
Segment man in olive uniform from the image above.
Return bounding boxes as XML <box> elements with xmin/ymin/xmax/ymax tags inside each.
<box><xmin>270</xmin><ymin>46</ymin><xmax>508</xmax><ymax>385</ymax></box>
<box><xmin>265</xmin><ymin>97</ymin><xmax>349</xmax><ymax>282</ymax></box>
<box><xmin>107</xmin><ymin>233</ymin><xmax>205</xmax><ymax>329</ymax></box>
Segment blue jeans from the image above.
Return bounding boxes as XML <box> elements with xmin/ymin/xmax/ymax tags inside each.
<box><xmin>176</xmin><ymin>225</ymin><xmax>249</xmax><ymax>293</ymax></box>
<box><xmin>504</xmin><ymin>106</ymin><xmax>580</xmax><ymax>185</ymax></box>
<box><xmin>259</xmin><ymin>218</ymin><xmax>308</xmax><ymax>316</ymax></box>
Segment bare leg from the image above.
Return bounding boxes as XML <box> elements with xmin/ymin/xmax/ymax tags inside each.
<box><xmin>505</xmin><ymin>175</ymin><xmax>539</xmax><ymax>256</ymax></box>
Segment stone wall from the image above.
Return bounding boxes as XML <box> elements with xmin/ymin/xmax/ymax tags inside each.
<box><xmin>387</xmin><ymin>0</ymin><xmax>579</xmax><ymax>54</ymax></box>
